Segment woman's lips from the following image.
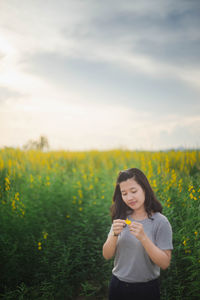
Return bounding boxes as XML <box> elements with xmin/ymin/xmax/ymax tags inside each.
<box><xmin>128</xmin><ymin>201</ymin><xmax>137</xmax><ymax>206</ymax></box>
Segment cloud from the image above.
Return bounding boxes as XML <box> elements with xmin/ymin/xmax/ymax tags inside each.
<box><xmin>1</xmin><ymin>0</ymin><xmax>200</xmax><ymax>90</ymax></box>
<box><xmin>20</xmin><ymin>51</ymin><xmax>200</xmax><ymax>118</ymax></box>
<box><xmin>0</xmin><ymin>86</ymin><xmax>23</xmax><ymax>104</ymax></box>
<box><xmin>1</xmin><ymin>95</ymin><xmax>199</xmax><ymax>150</ymax></box>
<box><xmin>157</xmin><ymin>121</ymin><xmax>200</xmax><ymax>149</ymax></box>
<box><xmin>0</xmin><ymin>0</ymin><xmax>200</xmax><ymax>150</ymax></box>
<box><xmin>0</xmin><ymin>97</ymin><xmax>149</xmax><ymax>149</ymax></box>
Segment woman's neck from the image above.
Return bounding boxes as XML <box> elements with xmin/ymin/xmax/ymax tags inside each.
<box><xmin>131</xmin><ymin>210</ymin><xmax>148</xmax><ymax>220</ymax></box>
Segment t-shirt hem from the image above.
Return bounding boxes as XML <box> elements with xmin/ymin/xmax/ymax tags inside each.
<box><xmin>112</xmin><ymin>272</ymin><xmax>160</xmax><ymax>283</ymax></box>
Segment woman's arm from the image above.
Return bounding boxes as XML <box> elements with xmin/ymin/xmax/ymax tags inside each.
<box><xmin>140</xmin><ymin>236</ymin><xmax>171</xmax><ymax>269</ymax></box>
<box><xmin>129</xmin><ymin>222</ymin><xmax>172</xmax><ymax>270</ymax></box>
<box><xmin>102</xmin><ymin>234</ymin><xmax>118</xmax><ymax>260</ymax></box>
<box><xmin>102</xmin><ymin>219</ymin><xmax>126</xmax><ymax>260</ymax></box>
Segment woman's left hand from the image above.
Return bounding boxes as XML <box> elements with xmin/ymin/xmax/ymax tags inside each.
<box><xmin>129</xmin><ymin>222</ymin><xmax>147</xmax><ymax>242</ymax></box>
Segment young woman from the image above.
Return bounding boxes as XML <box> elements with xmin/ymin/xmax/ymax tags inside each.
<box><xmin>103</xmin><ymin>168</ymin><xmax>173</xmax><ymax>300</ymax></box>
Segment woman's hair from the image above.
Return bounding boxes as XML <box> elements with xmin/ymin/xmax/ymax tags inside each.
<box><xmin>110</xmin><ymin>168</ymin><xmax>162</xmax><ymax>221</ymax></box>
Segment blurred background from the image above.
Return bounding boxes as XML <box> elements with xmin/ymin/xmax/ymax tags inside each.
<box><xmin>1</xmin><ymin>1</ymin><xmax>200</xmax><ymax>300</ymax></box>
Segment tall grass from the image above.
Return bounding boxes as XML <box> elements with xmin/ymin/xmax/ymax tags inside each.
<box><xmin>0</xmin><ymin>149</ymin><xmax>200</xmax><ymax>299</ymax></box>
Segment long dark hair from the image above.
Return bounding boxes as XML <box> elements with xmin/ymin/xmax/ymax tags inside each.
<box><xmin>110</xmin><ymin>168</ymin><xmax>162</xmax><ymax>221</ymax></box>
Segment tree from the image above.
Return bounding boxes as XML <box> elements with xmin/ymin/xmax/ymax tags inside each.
<box><xmin>23</xmin><ymin>135</ymin><xmax>50</xmax><ymax>151</ymax></box>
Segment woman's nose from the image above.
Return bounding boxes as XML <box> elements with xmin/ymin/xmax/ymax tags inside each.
<box><xmin>127</xmin><ymin>193</ymin><xmax>133</xmax><ymax>200</ymax></box>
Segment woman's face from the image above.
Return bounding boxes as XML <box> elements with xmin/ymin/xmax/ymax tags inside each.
<box><xmin>119</xmin><ymin>178</ymin><xmax>146</xmax><ymax>213</ymax></box>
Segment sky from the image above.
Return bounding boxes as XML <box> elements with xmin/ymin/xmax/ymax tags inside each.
<box><xmin>0</xmin><ymin>0</ymin><xmax>200</xmax><ymax>151</ymax></box>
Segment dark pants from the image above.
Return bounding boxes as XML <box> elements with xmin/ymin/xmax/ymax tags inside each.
<box><xmin>108</xmin><ymin>274</ymin><xmax>160</xmax><ymax>300</ymax></box>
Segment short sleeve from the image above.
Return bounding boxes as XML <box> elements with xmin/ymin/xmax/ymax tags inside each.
<box><xmin>155</xmin><ymin>219</ymin><xmax>173</xmax><ymax>250</ymax></box>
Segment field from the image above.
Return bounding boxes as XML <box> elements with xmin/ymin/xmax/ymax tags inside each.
<box><xmin>0</xmin><ymin>148</ymin><xmax>200</xmax><ymax>299</ymax></box>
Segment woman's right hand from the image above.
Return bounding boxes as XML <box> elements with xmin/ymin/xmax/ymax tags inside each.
<box><xmin>112</xmin><ymin>219</ymin><xmax>127</xmax><ymax>236</ymax></box>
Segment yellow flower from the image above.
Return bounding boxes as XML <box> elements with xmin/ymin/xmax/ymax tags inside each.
<box><xmin>82</xmin><ymin>174</ymin><xmax>87</xmax><ymax>181</ymax></box>
<box><xmin>183</xmin><ymin>240</ymin><xmax>187</xmax><ymax>246</ymax></box>
<box><xmin>12</xmin><ymin>200</ymin><xmax>16</xmax><ymax>210</ymax></box>
<box><xmin>15</xmin><ymin>192</ymin><xmax>20</xmax><ymax>201</ymax></box>
<box><xmin>38</xmin><ymin>242</ymin><xmax>42</xmax><ymax>250</ymax></box>
<box><xmin>5</xmin><ymin>177</ymin><xmax>10</xmax><ymax>191</ymax></box>
<box><xmin>88</xmin><ymin>184</ymin><xmax>93</xmax><ymax>190</ymax></box>
<box><xmin>30</xmin><ymin>174</ymin><xmax>34</xmax><ymax>183</ymax></box>
<box><xmin>125</xmin><ymin>218</ymin><xmax>131</xmax><ymax>225</ymax></box>
<box><xmin>152</xmin><ymin>179</ymin><xmax>157</xmax><ymax>188</ymax></box>
<box><xmin>188</xmin><ymin>185</ymin><xmax>193</xmax><ymax>192</ymax></box>
<box><xmin>78</xmin><ymin>189</ymin><xmax>83</xmax><ymax>198</ymax></box>
<box><xmin>194</xmin><ymin>231</ymin><xmax>198</xmax><ymax>236</ymax></box>
<box><xmin>5</xmin><ymin>177</ymin><xmax>10</xmax><ymax>184</ymax></box>
<box><xmin>43</xmin><ymin>232</ymin><xmax>48</xmax><ymax>239</ymax></box>
<box><xmin>79</xmin><ymin>207</ymin><xmax>83</xmax><ymax>211</ymax></box>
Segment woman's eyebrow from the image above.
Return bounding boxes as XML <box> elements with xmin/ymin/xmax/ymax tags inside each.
<box><xmin>121</xmin><ymin>187</ymin><xmax>137</xmax><ymax>192</ymax></box>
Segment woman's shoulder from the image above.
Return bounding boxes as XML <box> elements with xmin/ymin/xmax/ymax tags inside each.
<box><xmin>152</xmin><ymin>212</ymin><xmax>170</xmax><ymax>224</ymax></box>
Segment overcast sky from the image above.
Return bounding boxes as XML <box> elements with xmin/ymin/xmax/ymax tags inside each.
<box><xmin>0</xmin><ymin>0</ymin><xmax>200</xmax><ymax>151</ymax></box>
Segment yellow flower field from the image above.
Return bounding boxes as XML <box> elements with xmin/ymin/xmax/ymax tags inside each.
<box><xmin>0</xmin><ymin>148</ymin><xmax>200</xmax><ymax>299</ymax></box>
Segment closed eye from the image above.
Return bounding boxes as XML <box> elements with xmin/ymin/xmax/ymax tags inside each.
<box><xmin>122</xmin><ymin>191</ymin><xmax>136</xmax><ymax>196</ymax></box>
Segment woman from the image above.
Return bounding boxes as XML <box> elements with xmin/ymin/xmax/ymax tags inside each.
<box><xmin>103</xmin><ymin>168</ymin><xmax>173</xmax><ymax>300</ymax></box>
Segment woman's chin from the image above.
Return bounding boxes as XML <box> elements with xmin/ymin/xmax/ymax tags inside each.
<box><xmin>128</xmin><ymin>203</ymin><xmax>137</xmax><ymax>209</ymax></box>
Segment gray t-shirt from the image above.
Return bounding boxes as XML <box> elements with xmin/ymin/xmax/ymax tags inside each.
<box><xmin>109</xmin><ymin>212</ymin><xmax>173</xmax><ymax>283</ymax></box>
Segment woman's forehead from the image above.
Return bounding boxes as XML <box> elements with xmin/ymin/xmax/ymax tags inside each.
<box><xmin>119</xmin><ymin>178</ymin><xmax>139</xmax><ymax>190</ymax></box>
